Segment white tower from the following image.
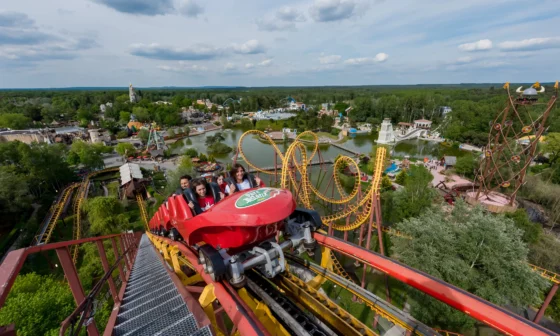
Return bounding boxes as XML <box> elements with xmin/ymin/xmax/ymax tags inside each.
<box><xmin>129</xmin><ymin>83</ymin><xmax>137</xmax><ymax>103</ymax></box>
<box><xmin>377</xmin><ymin>119</ymin><xmax>395</xmax><ymax>144</ymax></box>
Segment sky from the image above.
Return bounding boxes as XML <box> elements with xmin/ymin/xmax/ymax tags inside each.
<box><xmin>1</xmin><ymin>0</ymin><xmax>559</xmax><ymax>88</ymax></box>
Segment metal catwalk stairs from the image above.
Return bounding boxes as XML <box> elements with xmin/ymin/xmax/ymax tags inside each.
<box><xmin>113</xmin><ymin>235</ymin><xmax>212</xmax><ymax>336</ymax></box>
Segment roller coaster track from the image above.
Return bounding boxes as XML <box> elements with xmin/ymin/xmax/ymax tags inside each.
<box><xmin>33</xmin><ymin>183</ymin><xmax>80</xmax><ymax>245</ymax></box>
<box><xmin>238</xmin><ymin>130</ymin><xmax>385</xmax><ymax>232</ymax></box>
<box><xmin>136</xmin><ymin>193</ymin><xmax>149</xmax><ymax>230</ymax></box>
<box><xmin>329</xmin><ymin>251</ymin><xmax>356</xmax><ymax>283</ymax></box>
<box><xmin>144</xmin><ymin>233</ymin><xmax>556</xmax><ymax>336</ymax></box>
<box><xmin>71</xmin><ymin>167</ymin><xmax>120</xmax><ymax>262</ymax></box>
<box><xmin>529</xmin><ymin>264</ymin><xmax>560</xmax><ymax>285</ymax></box>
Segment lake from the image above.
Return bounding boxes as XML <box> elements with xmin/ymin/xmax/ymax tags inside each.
<box><xmin>171</xmin><ymin>129</ymin><xmax>467</xmax><ymax>168</ymax></box>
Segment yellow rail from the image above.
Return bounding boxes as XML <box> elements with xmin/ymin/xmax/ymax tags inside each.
<box><xmin>529</xmin><ymin>264</ymin><xmax>560</xmax><ymax>284</ymax></box>
<box><xmin>330</xmin><ymin>251</ymin><xmax>356</xmax><ymax>283</ymax></box>
<box><xmin>37</xmin><ymin>183</ymin><xmax>80</xmax><ymax>245</ymax></box>
<box><xmin>72</xmin><ymin>167</ymin><xmax>120</xmax><ymax>262</ymax></box>
<box><xmin>237</xmin><ymin>130</ymin><xmax>387</xmax><ymax>232</ymax></box>
<box><xmin>136</xmin><ymin>193</ymin><xmax>149</xmax><ymax>230</ymax></box>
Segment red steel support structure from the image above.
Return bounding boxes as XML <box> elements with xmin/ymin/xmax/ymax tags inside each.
<box><xmin>314</xmin><ymin>233</ymin><xmax>557</xmax><ymax>336</ymax></box>
<box><xmin>0</xmin><ymin>232</ymin><xmax>141</xmax><ymax>335</ymax></box>
<box><xmin>534</xmin><ymin>284</ymin><xmax>559</xmax><ymax>324</ymax></box>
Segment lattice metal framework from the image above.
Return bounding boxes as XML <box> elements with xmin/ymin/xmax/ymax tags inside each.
<box><xmin>476</xmin><ymin>81</ymin><xmax>558</xmax><ymax>205</ymax></box>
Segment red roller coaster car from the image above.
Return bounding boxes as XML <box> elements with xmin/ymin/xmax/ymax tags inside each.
<box><xmin>149</xmin><ymin>186</ymin><xmax>321</xmax><ymax>285</ymax></box>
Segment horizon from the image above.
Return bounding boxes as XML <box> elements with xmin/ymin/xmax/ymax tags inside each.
<box><xmin>1</xmin><ymin>81</ymin><xmax>558</xmax><ymax>91</ymax></box>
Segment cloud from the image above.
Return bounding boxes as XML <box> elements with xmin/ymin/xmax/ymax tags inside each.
<box><xmin>0</xmin><ymin>28</ymin><xmax>57</xmax><ymax>45</ymax></box>
<box><xmin>258</xmin><ymin>59</ymin><xmax>273</xmax><ymax>66</ymax></box>
<box><xmin>230</xmin><ymin>39</ymin><xmax>265</xmax><ymax>54</ymax></box>
<box><xmin>256</xmin><ymin>19</ymin><xmax>296</xmax><ymax>32</ymax></box>
<box><xmin>245</xmin><ymin>63</ymin><xmax>254</xmax><ymax>69</ymax></box>
<box><xmin>129</xmin><ymin>43</ymin><xmax>222</xmax><ymax>60</ymax></box>
<box><xmin>276</xmin><ymin>7</ymin><xmax>306</xmax><ymax>22</ymax></box>
<box><xmin>0</xmin><ymin>11</ymin><xmax>34</xmax><ymax>27</ymax></box>
<box><xmin>224</xmin><ymin>62</ymin><xmax>236</xmax><ymax>71</ymax></box>
<box><xmin>256</xmin><ymin>6</ymin><xmax>305</xmax><ymax>31</ymax></box>
<box><xmin>458</xmin><ymin>39</ymin><xmax>492</xmax><ymax>52</ymax></box>
<box><xmin>309</xmin><ymin>0</ymin><xmax>360</xmax><ymax>22</ymax></box>
<box><xmin>158</xmin><ymin>62</ymin><xmax>207</xmax><ymax>72</ymax></box>
<box><xmin>0</xmin><ymin>36</ymin><xmax>97</xmax><ymax>62</ymax></box>
<box><xmin>499</xmin><ymin>37</ymin><xmax>560</xmax><ymax>51</ymax></box>
<box><xmin>344</xmin><ymin>53</ymin><xmax>388</xmax><ymax>65</ymax></box>
<box><xmin>91</xmin><ymin>0</ymin><xmax>175</xmax><ymax>16</ymax></box>
<box><xmin>178</xmin><ymin>0</ymin><xmax>204</xmax><ymax>18</ymax></box>
<box><xmin>319</xmin><ymin>54</ymin><xmax>341</xmax><ymax>64</ymax></box>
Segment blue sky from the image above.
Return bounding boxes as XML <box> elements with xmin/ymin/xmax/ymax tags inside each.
<box><xmin>0</xmin><ymin>0</ymin><xmax>559</xmax><ymax>88</ymax></box>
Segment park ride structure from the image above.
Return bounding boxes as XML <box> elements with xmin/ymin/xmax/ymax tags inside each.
<box><xmin>468</xmin><ymin>81</ymin><xmax>559</xmax><ymax>212</ymax></box>
<box><xmin>30</xmin><ymin>166</ymin><xmax>151</xmax><ymax>262</ymax></box>
<box><xmin>0</xmin><ymin>132</ymin><xmax>559</xmax><ymax>335</ymax></box>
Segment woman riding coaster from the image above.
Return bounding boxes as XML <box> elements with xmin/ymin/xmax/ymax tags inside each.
<box><xmin>188</xmin><ymin>179</ymin><xmax>225</xmax><ymax>212</ymax></box>
<box><xmin>225</xmin><ymin>163</ymin><xmax>264</xmax><ymax>194</ymax></box>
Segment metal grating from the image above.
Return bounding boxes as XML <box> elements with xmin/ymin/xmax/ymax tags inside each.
<box><xmin>113</xmin><ymin>234</ymin><xmax>208</xmax><ymax>336</ymax></box>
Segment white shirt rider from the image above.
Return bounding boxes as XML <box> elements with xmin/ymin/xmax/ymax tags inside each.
<box><xmin>225</xmin><ymin>179</ymin><xmax>251</xmax><ymax>194</ymax></box>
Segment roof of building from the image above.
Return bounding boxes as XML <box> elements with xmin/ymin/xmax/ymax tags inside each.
<box><xmin>119</xmin><ymin>163</ymin><xmax>143</xmax><ymax>186</ymax></box>
<box><xmin>444</xmin><ymin>156</ymin><xmax>457</xmax><ymax>165</ymax></box>
<box><xmin>398</xmin><ymin>122</ymin><xmax>413</xmax><ymax>126</ymax></box>
<box><xmin>414</xmin><ymin>119</ymin><xmax>432</xmax><ymax>123</ymax></box>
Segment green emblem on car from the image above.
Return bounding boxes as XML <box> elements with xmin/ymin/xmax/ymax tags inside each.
<box><xmin>235</xmin><ymin>188</ymin><xmax>279</xmax><ymax>209</ymax></box>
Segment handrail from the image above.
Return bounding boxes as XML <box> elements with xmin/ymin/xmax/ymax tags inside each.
<box><xmin>313</xmin><ymin>233</ymin><xmax>556</xmax><ymax>336</ymax></box>
<box><xmin>60</xmin><ymin>243</ymin><xmax>135</xmax><ymax>336</ymax></box>
<box><xmin>0</xmin><ymin>232</ymin><xmax>140</xmax><ymax>309</ymax></box>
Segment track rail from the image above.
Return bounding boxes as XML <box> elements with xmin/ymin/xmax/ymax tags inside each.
<box><xmin>287</xmin><ymin>254</ymin><xmax>435</xmax><ymax>335</ymax></box>
<box><xmin>314</xmin><ymin>233</ymin><xmax>556</xmax><ymax>336</ymax></box>
<box><xmin>34</xmin><ymin>183</ymin><xmax>80</xmax><ymax>245</ymax></box>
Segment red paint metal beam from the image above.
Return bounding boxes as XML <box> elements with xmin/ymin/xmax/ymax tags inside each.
<box><xmin>56</xmin><ymin>247</ymin><xmax>99</xmax><ymax>336</ymax></box>
<box><xmin>96</xmin><ymin>241</ymin><xmax>119</xmax><ymax>302</ymax></box>
<box><xmin>0</xmin><ymin>233</ymin><xmax>126</xmax><ymax>307</ymax></box>
<box><xmin>534</xmin><ymin>284</ymin><xmax>559</xmax><ymax>324</ymax></box>
<box><xmin>314</xmin><ymin>233</ymin><xmax>556</xmax><ymax>336</ymax></box>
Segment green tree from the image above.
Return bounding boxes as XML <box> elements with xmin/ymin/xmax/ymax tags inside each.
<box><xmin>83</xmin><ymin>197</ymin><xmax>129</xmax><ymax>235</ymax></box>
<box><xmin>0</xmin><ymin>165</ymin><xmax>30</xmax><ymax>214</ymax></box>
<box><xmin>392</xmin><ymin>202</ymin><xmax>547</xmax><ymax>331</ymax></box>
<box><xmin>380</xmin><ymin>176</ymin><xmax>393</xmax><ymax>191</ymax></box>
<box><xmin>67</xmin><ymin>141</ymin><xmax>106</xmax><ymax>170</ymax></box>
<box><xmin>395</xmin><ymin>170</ymin><xmax>407</xmax><ymax>185</ymax></box>
<box><xmin>116</xmin><ymin>130</ymin><xmax>129</xmax><ymax>139</ymax></box>
<box><xmin>132</xmin><ymin>106</ymin><xmax>151</xmax><ymax>122</ymax></box>
<box><xmin>167</xmin><ymin>129</ymin><xmax>175</xmax><ymax>138</ymax></box>
<box><xmin>138</xmin><ymin>129</ymin><xmax>149</xmax><ymax>144</ymax></box>
<box><xmin>184</xmin><ymin>148</ymin><xmax>198</xmax><ymax>158</ymax></box>
<box><xmin>240</xmin><ymin>118</ymin><xmax>253</xmax><ymax>130</ymax></box>
<box><xmin>544</xmin><ymin>133</ymin><xmax>560</xmax><ymax>165</ymax></box>
<box><xmin>454</xmin><ymin>154</ymin><xmax>478</xmax><ymax>178</ymax></box>
<box><xmin>184</xmin><ymin>126</ymin><xmax>190</xmax><ymax>137</ymax></box>
<box><xmin>119</xmin><ymin>111</ymin><xmax>131</xmax><ymax>123</ymax></box>
<box><xmin>0</xmin><ymin>113</ymin><xmax>31</xmax><ymax>129</ymax></box>
<box><xmin>529</xmin><ymin>233</ymin><xmax>560</xmax><ymax>272</ymax></box>
<box><xmin>504</xmin><ymin>210</ymin><xmax>542</xmax><ymax>245</ymax></box>
<box><xmin>76</xmin><ymin>108</ymin><xmax>94</xmax><ymax>121</ymax></box>
<box><xmin>0</xmin><ymin>273</ymin><xmax>75</xmax><ymax>336</ymax></box>
<box><xmin>115</xmin><ymin>142</ymin><xmax>136</xmax><ymax>156</ymax></box>
<box><xmin>208</xmin><ymin>142</ymin><xmax>232</xmax><ymax>154</ymax></box>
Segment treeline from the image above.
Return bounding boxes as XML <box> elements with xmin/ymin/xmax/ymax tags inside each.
<box><xmin>1</xmin><ymin>85</ymin><xmax>559</xmax><ymax>147</ymax></box>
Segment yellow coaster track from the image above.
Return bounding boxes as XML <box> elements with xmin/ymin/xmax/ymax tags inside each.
<box><xmin>237</xmin><ymin>130</ymin><xmax>386</xmax><ymax>232</ymax></box>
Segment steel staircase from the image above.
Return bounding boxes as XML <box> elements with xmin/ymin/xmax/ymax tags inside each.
<box><xmin>113</xmin><ymin>235</ymin><xmax>212</xmax><ymax>336</ymax></box>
